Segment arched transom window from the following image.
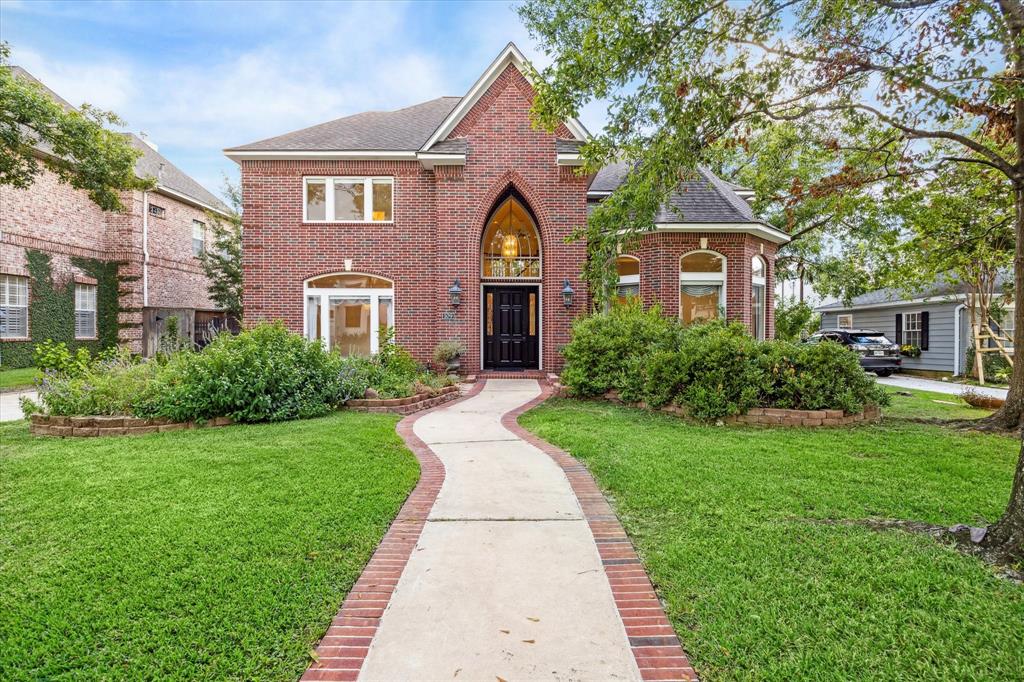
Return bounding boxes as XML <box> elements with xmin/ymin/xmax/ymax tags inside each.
<box><xmin>751</xmin><ymin>256</ymin><xmax>767</xmax><ymax>340</ymax></box>
<box><xmin>481</xmin><ymin>196</ymin><xmax>541</xmax><ymax>279</ymax></box>
<box><xmin>304</xmin><ymin>273</ymin><xmax>394</xmax><ymax>356</ymax></box>
<box><xmin>680</xmin><ymin>251</ymin><xmax>726</xmax><ymax>324</ymax></box>
<box><xmin>616</xmin><ymin>255</ymin><xmax>640</xmax><ymax>304</ymax></box>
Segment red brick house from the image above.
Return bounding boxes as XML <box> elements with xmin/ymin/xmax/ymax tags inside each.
<box><xmin>0</xmin><ymin>67</ymin><xmax>231</xmax><ymax>367</ymax></box>
<box><xmin>226</xmin><ymin>44</ymin><xmax>789</xmax><ymax>372</ymax></box>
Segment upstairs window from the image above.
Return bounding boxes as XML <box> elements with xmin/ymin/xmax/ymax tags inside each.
<box><xmin>192</xmin><ymin>220</ymin><xmax>206</xmax><ymax>256</ymax></box>
<box><xmin>0</xmin><ymin>274</ymin><xmax>29</xmax><ymax>339</ymax></box>
<box><xmin>304</xmin><ymin>177</ymin><xmax>394</xmax><ymax>223</ymax></box>
<box><xmin>75</xmin><ymin>283</ymin><xmax>97</xmax><ymax>339</ymax></box>
<box><xmin>149</xmin><ymin>204</ymin><xmax>166</xmax><ymax>218</ymax></box>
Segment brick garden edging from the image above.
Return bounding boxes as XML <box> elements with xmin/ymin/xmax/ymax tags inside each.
<box><xmin>503</xmin><ymin>383</ymin><xmax>700</xmax><ymax>682</ymax></box>
<box><xmin>29</xmin><ymin>414</ymin><xmax>232</xmax><ymax>437</ymax></box>
<box><xmin>344</xmin><ymin>385</ymin><xmax>460</xmax><ymax>415</ymax></box>
<box><xmin>300</xmin><ymin>381</ymin><xmax>486</xmax><ymax>682</ymax></box>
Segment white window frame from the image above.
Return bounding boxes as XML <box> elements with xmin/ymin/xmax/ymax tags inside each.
<box><xmin>303</xmin><ymin>275</ymin><xmax>395</xmax><ymax>354</ymax></box>
<box><xmin>75</xmin><ymin>283</ymin><xmax>98</xmax><ymax>339</ymax></box>
<box><xmin>837</xmin><ymin>313</ymin><xmax>853</xmax><ymax>329</ymax></box>
<box><xmin>751</xmin><ymin>256</ymin><xmax>767</xmax><ymax>340</ymax></box>
<box><xmin>192</xmin><ymin>220</ymin><xmax>206</xmax><ymax>257</ymax></box>
<box><xmin>303</xmin><ymin>176</ymin><xmax>394</xmax><ymax>224</ymax></box>
<box><xmin>679</xmin><ymin>250</ymin><xmax>727</xmax><ymax>320</ymax></box>
<box><xmin>904</xmin><ymin>311</ymin><xmax>923</xmax><ymax>348</ymax></box>
<box><xmin>0</xmin><ymin>274</ymin><xmax>29</xmax><ymax>339</ymax></box>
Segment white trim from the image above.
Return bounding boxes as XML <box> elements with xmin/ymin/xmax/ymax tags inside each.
<box><xmin>224</xmin><ymin>149</ymin><xmax>417</xmax><ymax>163</ymax></box>
<box><xmin>421</xmin><ymin>42</ymin><xmax>590</xmax><ymax>152</ymax></box>
<box><xmin>836</xmin><ymin>313</ymin><xmax>854</xmax><ymax>329</ymax></box>
<box><xmin>953</xmin><ymin>303</ymin><xmax>966</xmax><ymax>375</ymax></box>
<box><xmin>417</xmin><ymin>153</ymin><xmax>466</xmax><ymax>170</ymax></box>
<box><xmin>479</xmin><ymin>282</ymin><xmax>543</xmax><ymax>371</ymax></box>
<box><xmin>656</xmin><ymin>222</ymin><xmax>791</xmax><ymax>245</ymax></box>
<box><xmin>303</xmin><ymin>176</ymin><xmax>394</xmax><ymax>224</ymax></box>
<box><xmin>154</xmin><ymin>184</ymin><xmax>232</xmax><ymax>218</ymax></box>
<box><xmin>816</xmin><ymin>294</ymin><xmax>966</xmax><ymax>313</ymax></box>
<box><xmin>556</xmin><ymin>153</ymin><xmax>584</xmax><ymax>166</ymax></box>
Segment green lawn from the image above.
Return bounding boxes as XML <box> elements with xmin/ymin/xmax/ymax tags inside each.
<box><xmin>521</xmin><ymin>399</ymin><xmax>1024</xmax><ymax>680</ymax></box>
<box><xmin>0</xmin><ymin>413</ymin><xmax>418</xmax><ymax>680</ymax></box>
<box><xmin>0</xmin><ymin>367</ymin><xmax>38</xmax><ymax>391</ymax></box>
<box><xmin>882</xmin><ymin>387</ymin><xmax>995</xmax><ymax>420</ymax></box>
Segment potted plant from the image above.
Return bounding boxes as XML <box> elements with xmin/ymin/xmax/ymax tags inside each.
<box><xmin>900</xmin><ymin>344</ymin><xmax>921</xmax><ymax>358</ymax></box>
<box><xmin>433</xmin><ymin>340</ymin><xmax>467</xmax><ymax>375</ymax></box>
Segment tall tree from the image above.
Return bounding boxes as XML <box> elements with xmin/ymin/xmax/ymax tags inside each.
<box><xmin>0</xmin><ymin>43</ymin><xmax>150</xmax><ymax>211</ymax></box>
<box><xmin>520</xmin><ymin>0</ymin><xmax>1023</xmax><ymax>560</ymax></box>
<box><xmin>198</xmin><ymin>179</ymin><xmax>243</xmax><ymax>320</ymax></box>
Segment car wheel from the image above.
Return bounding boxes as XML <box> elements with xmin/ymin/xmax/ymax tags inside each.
<box><xmin>875</xmin><ymin>370</ymin><xmax>892</xmax><ymax>377</ymax></box>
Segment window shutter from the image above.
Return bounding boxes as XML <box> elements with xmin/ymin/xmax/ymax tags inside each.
<box><xmin>895</xmin><ymin>314</ymin><xmax>903</xmax><ymax>344</ymax></box>
<box><xmin>920</xmin><ymin>311</ymin><xmax>930</xmax><ymax>350</ymax></box>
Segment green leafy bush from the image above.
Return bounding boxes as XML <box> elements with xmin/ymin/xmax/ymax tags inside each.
<box><xmin>560</xmin><ymin>308</ymin><xmax>889</xmax><ymax>421</ymax></box>
<box><xmin>33</xmin><ymin>340</ymin><xmax>92</xmax><ymax>378</ymax></box>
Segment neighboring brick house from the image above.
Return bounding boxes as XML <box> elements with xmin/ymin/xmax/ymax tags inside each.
<box><xmin>226</xmin><ymin>43</ymin><xmax>788</xmax><ymax>373</ymax></box>
<box><xmin>0</xmin><ymin>67</ymin><xmax>231</xmax><ymax>367</ymax></box>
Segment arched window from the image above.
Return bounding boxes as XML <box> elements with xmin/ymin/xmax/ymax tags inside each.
<box><xmin>751</xmin><ymin>256</ymin><xmax>767</xmax><ymax>340</ymax></box>
<box><xmin>481</xmin><ymin>196</ymin><xmax>541</xmax><ymax>278</ymax></box>
<box><xmin>616</xmin><ymin>255</ymin><xmax>640</xmax><ymax>304</ymax></box>
<box><xmin>304</xmin><ymin>273</ymin><xmax>394</xmax><ymax>356</ymax></box>
<box><xmin>680</xmin><ymin>251</ymin><xmax>726</xmax><ymax>324</ymax></box>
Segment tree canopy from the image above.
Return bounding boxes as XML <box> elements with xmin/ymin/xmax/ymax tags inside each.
<box><xmin>0</xmin><ymin>43</ymin><xmax>151</xmax><ymax>211</ymax></box>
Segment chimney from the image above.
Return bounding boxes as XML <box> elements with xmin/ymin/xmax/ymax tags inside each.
<box><xmin>139</xmin><ymin>132</ymin><xmax>159</xmax><ymax>152</ymax></box>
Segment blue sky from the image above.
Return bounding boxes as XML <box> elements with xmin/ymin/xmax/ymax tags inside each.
<box><xmin>1</xmin><ymin>0</ymin><xmax>604</xmax><ymax>199</ymax></box>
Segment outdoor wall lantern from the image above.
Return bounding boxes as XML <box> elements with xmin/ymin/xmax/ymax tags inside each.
<box><xmin>561</xmin><ymin>279</ymin><xmax>575</xmax><ymax>309</ymax></box>
<box><xmin>448</xmin><ymin>278</ymin><xmax>463</xmax><ymax>307</ymax></box>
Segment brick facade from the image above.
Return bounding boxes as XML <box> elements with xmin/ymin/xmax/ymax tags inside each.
<box><xmin>239</xmin><ymin>63</ymin><xmax>778</xmax><ymax>371</ymax></box>
<box><xmin>0</xmin><ymin>160</ymin><xmax>218</xmax><ymax>360</ymax></box>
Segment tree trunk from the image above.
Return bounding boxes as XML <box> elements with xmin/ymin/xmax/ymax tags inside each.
<box><xmin>981</xmin><ymin>436</ymin><xmax>1024</xmax><ymax>563</ymax></box>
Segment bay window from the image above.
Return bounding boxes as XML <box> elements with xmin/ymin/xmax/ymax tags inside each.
<box><xmin>751</xmin><ymin>256</ymin><xmax>766</xmax><ymax>340</ymax></box>
<box><xmin>304</xmin><ymin>177</ymin><xmax>393</xmax><ymax>223</ymax></box>
<box><xmin>304</xmin><ymin>273</ymin><xmax>394</xmax><ymax>356</ymax></box>
<box><xmin>680</xmin><ymin>251</ymin><xmax>726</xmax><ymax>324</ymax></box>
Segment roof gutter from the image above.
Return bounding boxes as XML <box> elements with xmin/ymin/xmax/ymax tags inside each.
<box><xmin>815</xmin><ymin>294</ymin><xmax>968</xmax><ymax>313</ymax></box>
<box><xmin>654</xmin><ymin>222</ymin><xmax>791</xmax><ymax>245</ymax></box>
<box><xmin>153</xmin><ymin>184</ymin><xmax>232</xmax><ymax>218</ymax></box>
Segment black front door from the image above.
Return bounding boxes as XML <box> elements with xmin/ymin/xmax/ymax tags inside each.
<box><xmin>483</xmin><ymin>286</ymin><xmax>539</xmax><ymax>369</ymax></box>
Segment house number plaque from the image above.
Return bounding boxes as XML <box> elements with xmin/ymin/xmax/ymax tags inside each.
<box><xmin>441</xmin><ymin>311</ymin><xmax>457</xmax><ymax>322</ymax></box>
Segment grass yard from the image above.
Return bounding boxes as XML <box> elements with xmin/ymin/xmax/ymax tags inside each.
<box><xmin>882</xmin><ymin>387</ymin><xmax>996</xmax><ymax>420</ymax></box>
<box><xmin>0</xmin><ymin>367</ymin><xmax>38</xmax><ymax>391</ymax></box>
<box><xmin>0</xmin><ymin>413</ymin><xmax>418</xmax><ymax>680</ymax></box>
<box><xmin>521</xmin><ymin>399</ymin><xmax>1024</xmax><ymax>680</ymax></box>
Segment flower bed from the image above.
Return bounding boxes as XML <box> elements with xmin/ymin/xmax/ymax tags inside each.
<box><xmin>346</xmin><ymin>385</ymin><xmax>461</xmax><ymax>415</ymax></box>
<box><xmin>29</xmin><ymin>414</ymin><xmax>233</xmax><ymax>437</ymax></box>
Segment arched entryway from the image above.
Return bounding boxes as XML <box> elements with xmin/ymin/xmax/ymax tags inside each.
<box><xmin>480</xmin><ymin>193</ymin><xmax>541</xmax><ymax>370</ymax></box>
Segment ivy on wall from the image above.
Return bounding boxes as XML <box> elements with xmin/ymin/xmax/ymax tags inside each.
<box><xmin>0</xmin><ymin>250</ymin><xmax>130</xmax><ymax>368</ymax></box>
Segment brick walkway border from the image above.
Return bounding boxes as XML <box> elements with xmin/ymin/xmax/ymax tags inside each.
<box><xmin>300</xmin><ymin>380</ymin><xmax>487</xmax><ymax>682</ymax></box>
<box><xmin>502</xmin><ymin>383</ymin><xmax>700</xmax><ymax>682</ymax></box>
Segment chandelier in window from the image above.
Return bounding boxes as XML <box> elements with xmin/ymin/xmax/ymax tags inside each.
<box><xmin>482</xmin><ymin>195</ymin><xmax>541</xmax><ymax>278</ymax></box>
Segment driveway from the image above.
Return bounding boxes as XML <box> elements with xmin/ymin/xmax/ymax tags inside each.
<box><xmin>876</xmin><ymin>374</ymin><xmax>1008</xmax><ymax>399</ymax></box>
<box><xmin>0</xmin><ymin>390</ymin><xmax>35</xmax><ymax>422</ymax></box>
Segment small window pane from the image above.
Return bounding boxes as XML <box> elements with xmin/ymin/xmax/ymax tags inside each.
<box><xmin>192</xmin><ymin>220</ymin><xmax>205</xmax><ymax>256</ymax></box>
<box><xmin>75</xmin><ymin>284</ymin><xmax>97</xmax><ymax>339</ymax></box>
<box><xmin>378</xmin><ymin>296</ymin><xmax>394</xmax><ymax>335</ymax></box>
<box><xmin>371</xmin><ymin>180</ymin><xmax>392</xmax><ymax>222</ymax></box>
<box><xmin>616</xmin><ymin>256</ymin><xmax>639</xmax><ymax>277</ymax></box>
<box><xmin>680</xmin><ymin>284</ymin><xmax>721</xmax><ymax>324</ymax></box>
<box><xmin>751</xmin><ymin>256</ymin><xmax>765</xmax><ymax>278</ymax></box>
<box><xmin>306</xmin><ymin>273</ymin><xmax>393</xmax><ymax>289</ymax></box>
<box><xmin>329</xmin><ymin>296</ymin><xmax>371</xmax><ymax>356</ymax></box>
<box><xmin>334</xmin><ymin>180</ymin><xmax>365</xmax><ymax>221</ymax></box>
<box><xmin>0</xmin><ymin>275</ymin><xmax>29</xmax><ymax>338</ymax></box>
<box><xmin>306</xmin><ymin>180</ymin><xmax>326</xmax><ymax>221</ymax></box>
<box><xmin>306</xmin><ymin>296</ymin><xmax>322</xmax><ymax>341</ymax></box>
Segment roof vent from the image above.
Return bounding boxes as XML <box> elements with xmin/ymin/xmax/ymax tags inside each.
<box><xmin>139</xmin><ymin>132</ymin><xmax>159</xmax><ymax>152</ymax></box>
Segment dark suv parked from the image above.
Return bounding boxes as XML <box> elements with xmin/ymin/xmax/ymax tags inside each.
<box><xmin>804</xmin><ymin>329</ymin><xmax>902</xmax><ymax>377</ymax></box>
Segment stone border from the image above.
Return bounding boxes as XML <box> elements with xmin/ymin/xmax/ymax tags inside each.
<box><xmin>503</xmin><ymin>383</ymin><xmax>700</xmax><ymax>682</ymax></box>
<box><xmin>300</xmin><ymin>381</ymin><xmax>487</xmax><ymax>682</ymax></box>
<box><xmin>345</xmin><ymin>385</ymin><xmax>460</xmax><ymax>415</ymax></box>
<box><xmin>600</xmin><ymin>391</ymin><xmax>880</xmax><ymax>427</ymax></box>
<box><xmin>29</xmin><ymin>414</ymin><xmax>232</xmax><ymax>437</ymax></box>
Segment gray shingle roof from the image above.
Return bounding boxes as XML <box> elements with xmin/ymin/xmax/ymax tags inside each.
<box><xmin>227</xmin><ymin>97</ymin><xmax>461</xmax><ymax>152</ymax></box>
<box><xmin>425</xmin><ymin>138</ymin><xmax>467</xmax><ymax>154</ymax></box>
<box><xmin>589</xmin><ymin>162</ymin><xmax>757</xmax><ymax>223</ymax></box>
<box><xmin>814</xmin><ymin>273</ymin><xmax>993</xmax><ymax>311</ymax></box>
<box><xmin>127</xmin><ymin>134</ymin><xmax>230</xmax><ymax>213</ymax></box>
<box><xmin>556</xmin><ymin>139</ymin><xmax>583</xmax><ymax>153</ymax></box>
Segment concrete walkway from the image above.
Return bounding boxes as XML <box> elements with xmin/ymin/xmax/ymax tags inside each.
<box><xmin>358</xmin><ymin>379</ymin><xmax>642</xmax><ymax>681</ymax></box>
<box><xmin>876</xmin><ymin>375</ymin><xmax>1008</xmax><ymax>399</ymax></box>
<box><xmin>0</xmin><ymin>390</ymin><xmax>35</xmax><ymax>422</ymax></box>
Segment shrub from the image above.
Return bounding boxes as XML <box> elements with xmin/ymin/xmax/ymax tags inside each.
<box><xmin>433</xmin><ymin>340</ymin><xmax>467</xmax><ymax>364</ymax></box>
<box><xmin>560</xmin><ymin>300</ymin><xmax>678</xmax><ymax>398</ymax></box>
<box><xmin>33</xmin><ymin>340</ymin><xmax>91</xmax><ymax>378</ymax></box>
<box><xmin>561</xmin><ymin>311</ymin><xmax>890</xmax><ymax>421</ymax></box>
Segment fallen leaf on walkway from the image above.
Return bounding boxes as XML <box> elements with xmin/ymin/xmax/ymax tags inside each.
<box><xmin>526</xmin><ymin>617</ymin><xmax>540</xmax><ymax>622</ymax></box>
<box><xmin>308</xmin><ymin>650</ymin><xmax>320</xmax><ymax>663</ymax></box>
<box><xmin>453</xmin><ymin>668</ymin><xmax>461</xmax><ymax>678</ymax></box>
<box><xmin>521</xmin><ymin>639</ymin><xmax>535</xmax><ymax>644</ymax></box>
<box><xmin>497</xmin><ymin>677</ymin><xmax>508</xmax><ymax>682</ymax></box>
<box><xmin>499</xmin><ymin>629</ymin><xmax>510</xmax><ymax>634</ymax></box>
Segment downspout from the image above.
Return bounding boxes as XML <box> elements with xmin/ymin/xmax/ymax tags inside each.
<box><xmin>142</xmin><ymin>190</ymin><xmax>150</xmax><ymax>307</ymax></box>
<box><xmin>953</xmin><ymin>302</ymin><xmax>966</xmax><ymax>376</ymax></box>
